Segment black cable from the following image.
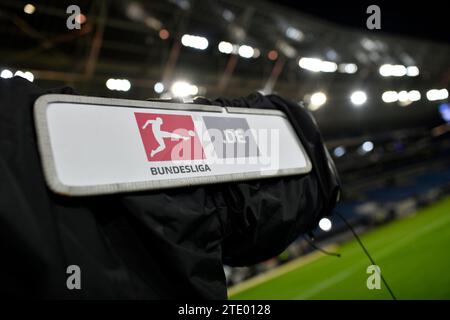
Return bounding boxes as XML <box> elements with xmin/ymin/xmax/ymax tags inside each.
<box><xmin>335</xmin><ymin>211</ymin><xmax>397</xmax><ymax>300</ymax></box>
<box><xmin>303</xmin><ymin>234</ymin><xmax>341</xmax><ymax>258</ymax></box>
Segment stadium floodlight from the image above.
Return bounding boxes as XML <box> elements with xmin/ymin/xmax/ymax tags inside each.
<box><xmin>397</xmin><ymin>90</ymin><xmax>409</xmax><ymax>102</ymax></box>
<box><xmin>379</xmin><ymin>64</ymin><xmax>392</xmax><ymax>77</ymax></box>
<box><xmin>406</xmin><ymin>66</ymin><xmax>420</xmax><ymax>77</ymax></box>
<box><xmin>397</xmin><ymin>90</ymin><xmax>413</xmax><ymax>106</ymax></box>
<box><xmin>0</xmin><ymin>69</ymin><xmax>13</xmax><ymax>79</ymax></box>
<box><xmin>320</xmin><ymin>61</ymin><xmax>338</xmax><ymax>73</ymax></box>
<box><xmin>379</xmin><ymin>64</ymin><xmax>407</xmax><ymax>77</ymax></box>
<box><xmin>106</xmin><ymin>79</ymin><xmax>115</xmax><ymax>90</ymax></box>
<box><xmin>309</xmin><ymin>92</ymin><xmax>327</xmax><ymax>110</ymax></box>
<box><xmin>382</xmin><ymin>91</ymin><xmax>398</xmax><ymax>103</ymax></box>
<box><xmin>14</xmin><ymin>70</ymin><xmax>34</xmax><ymax>82</ymax></box>
<box><xmin>391</xmin><ymin>65</ymin><xmax>407</xmax><ymax>77</ymax></box>
<box><xmin>333</xmin><ymin>146</ymin><xmax>346</xmax><ymax>158</ymax></box>
<box><xmin>408</xmin><ymin>90</ymin><xmax>421</xmax><ymax>102</ymax></box>
<box><xmin>24</xmin><ymin>3</ymin><xmax>35</xmax><ymax>14</ymax></box>
<box><xmin>298</xmin><ymin>57</ymin><xmax>322</xmax><ymax>72</ymax></box>
<box><xmin>181</xmin><ymin>34</ymin><xmax>209</xmax><ymax>50</ymax></box>
<box><xmin>171</xmin><ymin>81</ymin><xmax>198</xmax><ymax>97</ymax></box>
<box><xmin>218</xmin><ymin>41</ymin><xmax>233</xmax><ymax>54</ymax></box>
<box><xmin>383</xmin><ymin>90</ymin><xmax>420</xmax><ymax>104</ymax></box>
<box><xmin>361</xmin><ymin>141</ymin><xmax>374</xmax><ymax>153</ymax></box>
<box><xmin>299</xmin><ymin>57</ymin><xmax>337</xmax><ymax>73</ymax></box>
<box><xmin>238</xmin><ymin>45</ymin><xmax>254</xmax><ymax>58</ymax></box>
<box><xmin>106</xmin><ymin>78</ymin><xmax>131</xmax><ymax>92</ymax></box>
<box><xmin>318</xmin><ymin>218</ymin><xmax>332</xmax><ymax>232</ymax></box>
<box><xmin>339</xmin><ymin>63</ymin><xmax>358</xmax><ymax>74</ymax></box>
<box><xmin>426</xmin><ymin>89</ymin><xmax>449</xmax><ymax>101</ymax></box>
<box><xmin>350</xmin><ymin>90</ymin><xmax>367</xmax><ymax>106</ymax></box>
<box><xmin>154</xmin><ymin>82</ymin><xmax>164</xmax><ymax>93</ymax></box>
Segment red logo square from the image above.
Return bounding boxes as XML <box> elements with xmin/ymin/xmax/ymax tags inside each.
<box><xmin>135</xmin><ymin>112</ymin><xmax>205</xmax><ymax>161</ymax></box>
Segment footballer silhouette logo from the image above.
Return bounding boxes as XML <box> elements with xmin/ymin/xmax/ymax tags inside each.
<box><xmin>135</xmin><ymin>113</ymin><xmax>205</xmax><ymax>161</ymax></box>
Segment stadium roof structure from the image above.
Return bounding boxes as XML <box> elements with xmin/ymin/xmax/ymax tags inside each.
<box><xmin>0</xmin><ymin>0</ymin><xmax>449</xmax><ymax>138</ymax></box>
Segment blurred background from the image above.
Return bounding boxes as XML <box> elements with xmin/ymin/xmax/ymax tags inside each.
<box><xmin>1</xmin><ymin>0</ymin><xmax>449</xmax><ymax>299</ymax></box>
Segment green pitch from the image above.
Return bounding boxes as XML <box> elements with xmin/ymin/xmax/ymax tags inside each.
<box><xmin>229</xmin><ymin>196</ymin><xmax>450</xmax><ymax>300</ymax></box>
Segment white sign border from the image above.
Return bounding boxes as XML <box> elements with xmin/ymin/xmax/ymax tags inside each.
<box><xmin>34</xmin><ymin>94</ymin><xmax>312</xmax><ymax>196</ymax></box>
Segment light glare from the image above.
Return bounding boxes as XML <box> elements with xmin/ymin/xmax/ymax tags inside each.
<box><xmin>24</xmin><ymin>4</ymin><xmax>35</xmax><ymax>14</ymax></box>
<box><xmin>427</xmin><ymin>89</ymin><xmax>449</xmax><ymax>101</ymax></box>
<box><xmin>171</xmin><ymin>81</ymin><xmax>198</xmax><ymax>97</ymax></box>
<box><xmin>0</xmin><ymin>69</ymin><xmax>13</xmax><ymax>79</ymax></box>
<box><xmin>238</xmin><ymin>45</ymin><xmax>254</xmax><ymax>58</ymax></box>
<box><xmin>350</xmin><ymin>91</ymin><xmax>367</xmax><ymax>106</ymax></box>
<box><xmin>106</xmin><ymin>78</ymin><xmax>131</xmax><ymax>92</ymax></box>
<box><xmin>309</xmin><ymin>92</ymin><xmax>327</xmax><ymax>110</ymax></box>
<box><xmin>181</xmin><ymin>34</ymin><xmax>209</xmax><ymax>50</ymax></box>
<box><xmin>154</xmin><ymin>82</ymin><xmax>164</xmax><ymax>93</ymax></box>
<box><xmin>218</xmin><ymin>41</ymin><xmax>233</xmax><ymax>54</ymax></box>
<box><xmin>319</xmin><ymin>218</ymin><xmax>332</xmax><ymax>232</ymax></box>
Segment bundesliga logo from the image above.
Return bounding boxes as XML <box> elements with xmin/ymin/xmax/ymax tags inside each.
<box><xmin>134</xmin><ymin>112</ymin><xmax>205</xmax><ymax>161</ymax></box>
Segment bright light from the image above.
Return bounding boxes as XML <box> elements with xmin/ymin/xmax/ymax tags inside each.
<box><xmin>285</xmin><ymin>27</ymin><xmax>304</xmax><ymax>42</ymax></box>
<box><xmin>406</xmin><ymin>66</ymin><xmax>419</xmax><ymax>77</ymax></box>
<box><xmin>299</xmin><ymin>57</ymin><xmax>337</xmax><ymax>73</ymax></box>
<box><xmin>171</xmin><ymin>81</ymin><xmax>198</xmax><ymax>97</ymax></box>
<box><xmin>154</xmin><ymin>82</ymin><xmax>164</xmax><ymax>93</ymax></box>
<box><xmin>106</xmin><ymin>79</ymin><xmax>114</xmax><ymax>90</ymax></box>
<box><xmin>181</xmin><ymin>34</ymin><xmax>208</xmax><ymax>50</ymax></box>
<box><xmin>427</xmin><ymin>89</ymin><xmax>449</xmax><ymax>101</ymax></box>
<box><xmin>379</xmin><ymin>64</ymin><xmax>391</xmax><ymax>77</ymax></box>
<box><xmin>339</xmin><ymin>63</ymin><xmax>358</xmax><ymax>74</ymax></box>
<box><xmin>106</xmin><ymin>78</ymin><xmax>131</xmax><ymax>92</ymax></box>
<box><xmin>24</xmin><ymin>4</ymin><xmax>35</xmax><ymax>14</ymax></box>
<box><xmin>218</xmin><ymin>41</ymin><xmax>233</xmax><ymax>54</ymax></box>
<box><xmin>299</xmin><ymin>57</ymin><xmax>322</xmax><ymax>72</ymax></box>
<box><xmin>350</xmin><ymin>91</ymin><xmax>367</xmax><ymax>106</ymax></box>
<box><xmin>318</xmin><ymin>218</ymin><xmax>332</xmax><ymax>232</ymax></box>
<box><xmin>361</xmin><ymin>141</ymin><xmax>374</xmax><ymax>152</ymax></box>
<box><xmin>391</xmin><ymin>65</ymin><xmax>407</xmax><ymax>77</ymax></box>
<box><xmin>0</xmin><ymin>69</ymin><xmax>13</xmax><ymax>79</ymax></box>
<box><xmin>320</xmin><ymin>61</ymin><xmax>338</xmax><ymax>73</ymax></box>
<box><xmin>333</xmin><ymin>146</ymin><xmax>346</xmax><ymax>158</ymax></box>
<box><xmin>238</xmin><ymin>45</ymin><xmax>254</xmax><ymax>58</ymax></box>
<box><xmin>14</xmin><ymin>70</ymin><xmax>34</xmax><ymax>82</ymax></box>
<box><xmin>398</xmin><ymin>90</ymin><xmax>409</xmax><ymax>102</ymax></box>
<box><xmin>382</xmin><ymin>91</ymin><xmax>398</xmax><ymax>103</ymax></box>
<box><xmin>382</xmin><ymin>90</ymin><xmax>421</xmax><ymax>104</ymax></box>
<box><xmin>309</xmin><ymin>92</ymin><xmax>327</xmax><ymax>110</ymax></box>
<box><xmin>408</xmin><ymin>90</ymin><xmax>421</xmax><ymax>102</ymax></box>
<box><xmin>379</xmin><ymin>64</ymin><xmax>407</xmax><ymax>77</ymax></box>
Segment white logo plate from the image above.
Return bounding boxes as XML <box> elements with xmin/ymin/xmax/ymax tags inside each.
<box><xmin>34</xmin><ymin>95</ymin><xmax>312</xmax><ymax>196</ymax></box>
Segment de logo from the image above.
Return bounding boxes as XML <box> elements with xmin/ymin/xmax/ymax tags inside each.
<box><xmin>202</xmin><ymin>116</ymin><xmax>259</xmax><ymax>158</ymax></box>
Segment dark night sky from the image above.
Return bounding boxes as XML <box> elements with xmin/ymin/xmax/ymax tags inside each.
<box><xmin>270</xmin><ymin>0</ymin><xmax>450</xmax><ymax>44</ymax></box>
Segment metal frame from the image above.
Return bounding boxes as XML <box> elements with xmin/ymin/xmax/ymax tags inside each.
<box><xmin>34</xmin><ymin>94</ymin><xmax>312</xmax><ymax>196</ymax></box>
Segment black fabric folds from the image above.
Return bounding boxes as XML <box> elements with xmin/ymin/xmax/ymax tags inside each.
<box><xmin>0</xmin><ymin>77</ymin><xmax>339</xmax><ymax>299</ymax></box>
